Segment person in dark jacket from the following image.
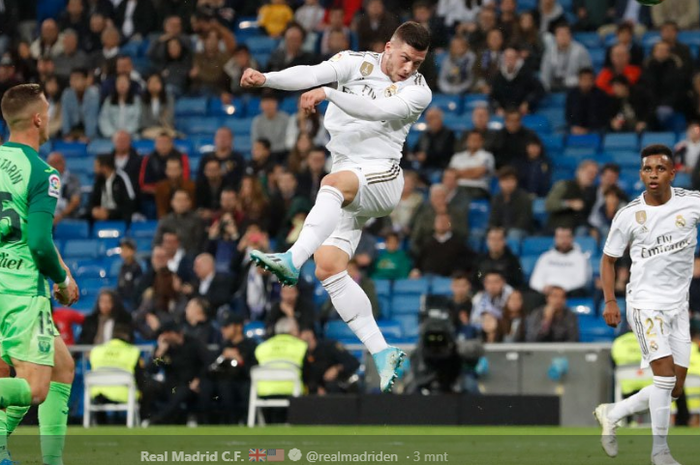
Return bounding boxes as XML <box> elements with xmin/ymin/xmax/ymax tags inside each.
<box><xmin>117</xmin><ymin>238</ymin><xmax>143</xmax><ymax>310</ymax></box>
<box><xmin>642</xmin><ymin>41</ymin><xmax>687</xmax><ymax>124</ymax></box>
<box><xmin>490</xmin><ymin>47</ymin><xmax>545</xmax><ymax>115</ymax></box>
<box><xmin>491</xmin><ymin>108</ymin><xmax>541</xmax><ymax>169</ymax></box>
<box><xmin>265</xmin><ymin>285</ymin><xmax>315</xmax><ymax>337</ymax></box>
<box><xmin>566</xmin><ymin>67</ymin><xmax>609</xmax><ymax>134</ymax></box>
<box><xmin>182</xmin><ymin>297</ymin><xmax>221</xmax><ymax>346</ymax></box>
<box><xmin>296</xmin><ymin>147</ymin><xmax>328</xmax><ymax>200</ymax></box>
<box><xmin>607</xmin><ymin>76</ymin><xmax>652</xmax><ymax>133</ymax></box>
<box><xmin>79</xmin><ymin>289</ymin><xmax>133</xmax><ymax>345</ymax></box>
<box><xmin>301</xmin><ymin>329</ymin><xmax>360</xmax><ymax>395</ymax></box>
<box><xmin>195</xmin><ymin>158</ymin><xmax>224</xmax><ymax>221</ymax></box>
<box><xmin>182</xmin><ymin>253</ymin><xmax>234</xmax><ymax>319</ymax></box>
<box><xmin>89</xmin><ymin>154</ymin><xmax>137</xmax><ymax>223</ymax></box>
<box><xmin>412</xmin><ymin>107</ymin><xmax>456</xmax><ymax>172</ymax></box>
<box><xmin>544</xmin><ymin>159</ymin><xmax>598</xmax><ymax>233</ymax></box>
<box><xmin>197</xmin><ymin>127</ymin><xmax>246</xmax><ymax>190</ymax></box>
<box><xmin>139</xmin><ymin>132</ymin><xmax>190</xmax><ymax>197</ymax></box>
<box><xmin>512</xmin><ymin>139</ymin><xmax>551</xmax><ymax>198</ymax></box>
<box><xmin>413</xmin><ymin>213</ymin><xmax>476</xmax><ymax>278</ymax></box>
<box><xmin>525</xmin><ymin>286</ymin><xmax>579</xmax><ymax>342</ymax></box>
<box><xmin>110</xmin><ymin>130</ymin><xmax>142</xmax><ymax>199</ymax></box>
<box><xmin>488</xmin><ymin>166</ymin><xmax>533</xmax><ymax>239</ymax></box>
<box><xmin>114</xmin><ymin>0</ymin><xmax>158</xmax><ymax>42</ymax></box>
<box><xmin>473</xmin><ymin>227</ymin><xmax>524</xmax><ymax>289</ymax></box>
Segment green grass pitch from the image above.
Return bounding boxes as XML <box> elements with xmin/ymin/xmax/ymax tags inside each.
<box><xmin>9</xmin><ymin>425</ymin><xmax>700</xmax><ymax>464</ymax></box>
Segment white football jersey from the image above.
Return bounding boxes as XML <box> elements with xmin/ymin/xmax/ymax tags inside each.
<box><xmin>324</xmin><ymin>50</ymin><xmax>432</xmax><ymax>164</ymax></box>
<box><xmin>603</xmin><ymin>188</ymin><xmax>700</xmax><ymax>310</ymax></box>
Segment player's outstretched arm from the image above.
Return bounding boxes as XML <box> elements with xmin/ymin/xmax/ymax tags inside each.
<box><xmin>241</xmin><ymin>62</ymin><xmax>339</xmax><ymax>91</ymax></box>
<box><xmin>600</xmin><ymin>254</ymin><xmax>621</xmax><ymax>328</ymax></box>
<box><xmin>316</xmin><ymin>86</ymin><xmax>432</xmax><ymax>122</ymax></box>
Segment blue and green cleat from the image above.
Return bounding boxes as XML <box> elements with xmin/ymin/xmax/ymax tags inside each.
<box><xmin>249</xmin><ymin>250</ymin><xmax>300</xmax><ymax>286</ymax></box>
<box><xmin>373</xmin><ymin>346</ymin><xmax>406</xmax><ymax>393</ymax></box>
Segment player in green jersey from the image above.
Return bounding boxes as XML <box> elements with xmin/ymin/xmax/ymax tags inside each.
<box><xmin>0</xmin><ymin>84</ymin><xmax>79</xmax><ymax>465</ymax></box>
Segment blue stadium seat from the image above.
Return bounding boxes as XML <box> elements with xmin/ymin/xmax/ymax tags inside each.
<box><xmin>540</xmin><ymin>134</ymin><xmax>564</xmax><ymax>153</ymax></box>
<box><xmin>393</xmin><ymin>314</ymin><xmax>419</xmax><ymax>339</ymax></box>
<box><xmin>563</xmin><ymin>147</ymin><xmax>597</xmax><ymax>159</ymax></box>
<box><xmin>207</xmin><ymin>97</ymin><xmax>245</xmax><ymax>117</ymax></box>
<box><xmin>180</xmin><ymin>116</ymin><xmax>223</xmax><ymax>136</ymax></box>
<box><xmin>244</xmin><ymin>321</ymin><xmax>266</xmax><ymax>341</ymax></box>
<box><xmin>246</xmin><ymin>36</ymin><xmax>280</xmax><ymax>54</ymax></box>
<box><xmin>54</xmin><ymin>220</ymin><xmax>89</xmax><ymax>240</ymax></box>
<box><xmin>63</xmin><ymin>239</ymin><xmax>101</xmax><ymax>259</ymax></box>
<box><xmin>674</xmin><ymin>172</ymin><xmax>692</xmax><ymax>189</ymax></box>
<box><xmin>68</xmin><ymin>157</ymin><xmax>94</xmax><ymax>174</ymax></box>
<box><xmin>129</xmin><ymin>220</ymin><xmax>158</xmax><ymax>238</ymax></box>
<box><xmin>522</xmin><ymin>114</ymin><xmax>551</xmax><ymax>133</ymax></box>
<box><xmin>134</xmin><ymin>238</ymin><xmax>153</xmax><ymax>253</ymax></box>
<box><xmin>120</xmin><ymin>40</ymin><xmax>142</xmax><ymax>58</ymax></box>
<box><xmin>579</xmin><ymin>318</ymin><xmax>616</xmax><ymax>343</ymax></box>
<box><xmin>236</xmin><ymin>136</ymin><xmax>252</xmax><ymax>153</ymax></box>
<box><xmin>300</xmin><ymin>261</ymin><xmax>316</xmax><ymax>285</ymax></box>
<box><xmin>52</xmin><ymin>141</ymin><xmax>88</xmax><ymax>158</ymax></box>
<box><xmin>223</xmin><ymin>117</ymin><xmax>255</xmax><ymax>136</ymax></box>
<box><xmin>532</xmin><ymin>197</ymin><xmax>548</xmax><ymax>228</ymax></box>
<box><xmin>377</xmin><ymin>319</ymin><xmax>403</xmax><ymax>340</ymax></box>
<box><xmin>173</xmin><ymin>139</ymin><xmax>193</xmax><ymax>155</ymax></box>
<box><xmin>280</xmin><ymin>96</ymin><xmax>300</xmax><ymax>114</ymax></box>
<box><xmin>539</xmin><ymin>92</ymin><xmax>567</xmax><ymax>109</ymax></box>
<box><xmin>393</xmin><ymin>278</ymin><xmax>428</xmax><ymax>295</ymax></box>
<box><xmin>640</xmin><ymin>132</ymin><xmax>676</xmax><ymax>148</ymax></box>
<box><xmin>79</xmin><ymin>277</ymin><xmax>111</xmax><ymax>292</ymax></box>
<box><xmin>325</xmin><ymin>320</ymin><xmax>357</xmax><ymax>341</ymax></box>
<box><xmin>589</xmin><ymin>48</ymin><xmax>606</xmax><ymax>71</ymax></box>
<box><xmin>469</xmin><ymin>200</ymin><xmax>490</xmax><ymax>236</ymax></box>
<box><xmin>74</xmin><ymin>263</ymin><xmax>108</xmax><ymax>279</ymax></box>
<box><xmin>463</xmin><ymin>94</ymin><xmax>488</xmax><ymax>111</ymax></box>
<box><xmin>430</xmin><ymin>276</ymin><xmax>452</xmax><ymax>296</ymax></box>
<box><xmin>603</xmin><ymin>132</ymin><xmax>638</xmax><ymax>152</ymax></box>
<box><xmin>551</xmin><ymin>167</ymin><xmax>571</xmax><ymax>184</ymax></box>
<box><xmin>538</xmin><ymin>107</ymin><xmax>566</xmax><ymax>133</ymax></box>
<box><xmin>575</xmin><ymin>236</ymin><xmax>599</xmax><ymax>255</ymax></box>
<box><xmin>87</xmin><ymin>139</ymin><xmax>114</xmax><ymax>156</ymax></box>
<box><xmin>551</xmin><ymin>155</ymin><xmax>579</xmax><ymax>170</ymax></box>
<box><xmin>567</xmin><ymin>298</ymin><xmax>595</xmax><ymax>317</ymax></box>
<box><xmin>92</xmin><ymin>221</ymin><xmax>127</xmax><ymax>239</ymax></box>
<box><xmin>506</xmin><ymin>238</ymin><xmax>521</xmax><ymax>256</ymax></box>
<box><xmin>519</xmin><ymin>255</ymin><xmax>538</xmax><ymax>279</ymax></box>
<box><xmin>566</xmin><ymin>133</ymin><xmax>600</xmax><ymax>149</ymax></box>
<box><xmin>611</xmin><ymin>151</ymin><xmax>642</xmax><ymax>169</ymax></box>
<box><xmin>374</xmin><ymin>279</ymin><xmax>391</xmax><ymax>297</ymax></box>
<box><xmin>430</xmin><ymin>94</ymin><xmax>462</xmax><ymax>114</ymax></box>
<box><xmin>641</xmin><ymin>32</ymin><xmax>661</xmax><ymax>47</ymax></box>
<box><xmin>174</xmin><ymin>97</ymin><xmax>208</xmax><ymax>117</ymax></box>
<box><xmin>521</xmin><ymin>236</ymin><xmax>554</xmax><ymax>255</ymax></box>
<box><xmin>441</xmin><ymin>113</ymin><xmax>472</xmax><ymax>132</ymax></box>
<box><xmin>574</xmin><ymin>32</ymin><xmax>601</xmax><ymax>49</ymax></box>
<box><xmin>132</xmin><ymin>139</ymin><xmax>155</xmax><ymax>155</ymax></box>
<box><xmin>390</xmin><ymin>294</ymin><xmax>422</xmax><ymax>316</ymax></box>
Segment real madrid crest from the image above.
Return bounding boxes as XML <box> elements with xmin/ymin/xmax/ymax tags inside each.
<box><xmin>650</xmin><ymin>340</ymin><xmax>658</xmax><ymax>352</ymax></box>
<box><xmin>360</xmin><ymin>62</ymin><xmax>374</xmax><ymax>77</ymax></box>
<box><xmin>676</xmin><ymin>214</ymin><xmax>686</xmax><ymax>228</ymax></box>
<box><xmin>635</xmin><ymin>210</ymin><xmax>647</xmax><ymax>225</ymax></box>
<box><xmin>384</xmin><ymin>84</ymin><xmax>398</xmax><ymax>97</ymax></box>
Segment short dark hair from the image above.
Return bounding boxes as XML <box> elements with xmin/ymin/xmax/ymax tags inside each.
<box><xmin>166</xmin><ymin>155</ymin><xmax>183</xmax><ymax>167</ymax></box>
<box><xmin>255</xmin><ymin>138</ymin><xmax>271</xmax><ymax>150</ymax></box>
<box><xmin>610</xmin><ymin>75</ymin><xmax>629</xmax><ymax>87</ymax></box>
<box><xmin>172</xmin><ymin>188</ymin><xmax>192</xmax><ymax>200</ymax></box>
<box><xmin>603</xmin><ymin>184</ymin><xmax>626</xmax><ymax>200</ymax></box>
<box><xmin>70</xmin><ymin>67</ymin><xmax>88</xmax><ymax>78</ymax></box>
<box><xmin>96</xmin><ymin>154</ymin><xmax>115</xmax><ymax>170</ymax></box>
<box><xmin>385</xmin><ymin>231</ymin><xmax>401</xmax><ymax>242</ymax></box>
<box><xmin>1</xmin><ymin>84</ymin><xmax>44</xmax><ymax>127</ymax></box>
<box><xmin>497</xmin><ymin>166</ymin><xmax>518</xmax><ymax>180</ymax></box>
<box><xmin>392</xmin><ymin>21</ymin><xmax>431</xmax><ymax>51</ymax></box>
<box><xmin>578</xmin><ymin>67</ymin><xmax>595</xmax><ymax>77</ymax></box>
<box><xmin>553</xmin><ymin>20</ymin><xmax>571</xmax><ymax>33</ymax></box>
<box><xmin>641</xmin><ymin>144</ymin><xmax>673</xmax><ymax>160</ymax></box>
<box><xmin>617</xmin><ymin>22</ymin><xmax>633</xmax><ymax>34</ymax></box>
<box><xmin>451</xmin><ymin>271</ymin><xmax>470</xmax><ymax>282</ymax></box>
<box><xmin>601</xmin><ymin>163</ymin><xmax>621</xmax><ymax>175</ymax></box>
<box><xmin>221</xmin><ymin>186</ymin><xmax>237</xmax><ymax>196</ymax></box>
<box><xmin>662</xmin><ymin>20</ymin><xmax>679</xmax><ymax>31</ymax></box>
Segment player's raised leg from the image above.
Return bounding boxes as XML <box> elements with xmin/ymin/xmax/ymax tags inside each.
<box><xmin>315</xmin><ymin>245</ymin><xmax>404</xmax><ymax>393</ymax></box>
<box><xmin>250</xmin><ymin>171</ymin><xmax>359</xmax><ymax>285</ymax></box>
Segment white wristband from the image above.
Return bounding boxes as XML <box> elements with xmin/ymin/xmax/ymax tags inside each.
<box><xmin>58</xmin><ymin>275</ymin><xmax>71</xmax><ymax>289</ymax></box>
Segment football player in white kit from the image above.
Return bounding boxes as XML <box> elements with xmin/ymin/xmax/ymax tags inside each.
<box><xmin>240</xmin><ymin>22</ymin><xmax>432</xmax><ymax>393</ymax></box>
<box><xmin>595</xmin><ymin>145</ymin><xmax>694</xmax><ymax>465</ymax></box>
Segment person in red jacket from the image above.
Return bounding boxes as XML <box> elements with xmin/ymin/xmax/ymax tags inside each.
<box><xmin>53</xmin><ymin>308</ymin><xmax>86</xmax><ymax>346</ymax></box>
<box><xmin>596</xmin><ymin>44</ymin><xmax>641</xmax><ymax>95</ymax></box>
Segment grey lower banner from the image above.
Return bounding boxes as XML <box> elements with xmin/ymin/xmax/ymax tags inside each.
<box><xmin>5</xmin><ymin>433</ymin><xmax>700</xmax><ymax>465</ymax></box>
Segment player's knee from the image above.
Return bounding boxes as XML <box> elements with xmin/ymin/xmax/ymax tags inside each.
<box><xmin>315</xmin><ymin>260</ymin><xmax>344</xmax><ymax>282</ymax></box>
<box><xmin>30</xmin><ymin>383</ymin><xmax>49</xmax><ymax>405</ymax></box>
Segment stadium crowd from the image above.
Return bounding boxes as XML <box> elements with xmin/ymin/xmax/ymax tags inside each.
<box><xmin>4</xmin><ymin>0</ymin><xmax>700</xmax><ymax>423</ymax></box>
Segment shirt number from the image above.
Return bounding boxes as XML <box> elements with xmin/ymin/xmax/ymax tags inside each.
<box><xmin>0</xmin><ymin>191</ymin><xmax>21</xmax><ymax>244</ymax></box>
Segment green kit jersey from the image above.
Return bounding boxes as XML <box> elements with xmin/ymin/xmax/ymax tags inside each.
<box><xmin>0</xmin><ymin>142</ymin><xmax>60</xmax><ymax>297</ymax></box>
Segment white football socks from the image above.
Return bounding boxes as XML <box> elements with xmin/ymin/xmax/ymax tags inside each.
<box><xmin>289</xmin><ymin>185</ymin><xmax>344</xmax><ymax>269</ymax></box>
<box><xmin>322</xmin><ymin>271</ymin><xmax>388</xmax><ymax>354</ymax></box>
<box><xmin>650</xmin><ymin>376</ymin><xmax>676</xmax><ymax>456</ymax></box>
<box><xmin>608</xmin><ymin>385</ymin><xmax>653</xmax><ymax>423</ymax></box>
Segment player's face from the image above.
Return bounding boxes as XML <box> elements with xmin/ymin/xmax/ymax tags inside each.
<box><xmin>384</xmin><ymin>40</ymin><xmax>427</xmax><ymax>82</ymax></box>
<box><xmin>640</xmin><ymin>154</ymin><xmax>675</xmax><ymax>193</ymax></box>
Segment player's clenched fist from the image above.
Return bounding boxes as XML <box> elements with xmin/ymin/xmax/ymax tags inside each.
<box><xmin>300</xmin><ymin>88</ymin><xmax>327</xmax><ymax>115</ymax></box>
<box><xmin>602</xmin><ymin>300</ymin><xmax>621</xmax><ymax>328</ymax></box>
<box><xmin>240</xmin><ymin>68</ymin><xmax>266</xmax><ymax>88</ymax></box>
<box><xmin>53</xmin><ymin>276</ymin><xmax>79</xmax><ymax>307</ymax></box>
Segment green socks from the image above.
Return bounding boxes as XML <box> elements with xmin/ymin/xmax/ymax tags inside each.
<box><xmin>0</xmin><ymin>378</ymin><xmax>31</xmax><ymax>408</ymax></box>
<box><xmin>5</xmin><ymin>405</ymin><xmax>29</xmax><ymax>434</ymax></box>
<box><xmin>39</xmin><ymin>382</ymin><xmax>71</xmax><ymax>465</ymax></box>
<box><xmin>0</xmin><ymin>410</ymin><xmax>8</xmax><ymax>460</ymax></box>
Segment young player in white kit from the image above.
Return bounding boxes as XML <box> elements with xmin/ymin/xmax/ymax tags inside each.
<box><xmin>595</xmin><ymin>145</ymin><xmax>694</xmax><ymax>465</ymax></box>
<box><xmin>240</xmin><ymin>22</ymin><xmax>432</xmax><ymax>393</ymax></box>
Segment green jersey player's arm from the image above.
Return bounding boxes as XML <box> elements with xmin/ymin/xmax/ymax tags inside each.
<box><xmin>26</xmin><ymin>170</ymin><xmax>67</xmax><ymax>284</ymax></box>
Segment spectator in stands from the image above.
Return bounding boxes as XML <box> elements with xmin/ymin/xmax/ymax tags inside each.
<box><xmin>147</xmin><ymin>15</ymin><xmax>191</xmax><ymax>66</ymax></box>
<box><xmin>206</xmin><ymin>199</ymin><xmax>242</xmax><ymax>274</ymax></box>
<box><xmin>0</xmin><ymin>57</ymin><xmax>19</xmax><ymax>119</ymax></box>
<box><xmin>44</xmin><ymin>75</ymin><xmax>63</xmax><ymax>138</ymax></box>
<box><xmin>471</xmin><ymin>271</ymin><xmax>513</xmax><ymax>327</ymax></box>
<box><xmin>488</xmin><ymin>167</ymin><xmax>533</xmax><ymax>240</ymax></box>
<box><xmin>181</xmin><ymin>252</ymin><xmax>234</xmax><ymax>318</ymax></box>
<box><xmin>689</xmin><ymin>256</ymin><xmax>700</xmax><ymax>314</ymax></box>
<box><xmin>467</xmin><ymin>5</ymin><xmax>499</xmax><ymax>54</ymax></box>
<box><xmin>356</xmin><ymin>0</ymin><xmax>399</xmax><ymax>51</ymax></box>
<box><xmin>448</xmin><ymin>130</ymin><xmax>495</xmax><ymax>200</ymax></box>
<box><xmin>0</xmin><ymin>2</ymin><xmax>16</xmax><ymax>57</ymax></box>
<box><xmin>258</xmin><ymin>0</ymin><xmax>294</xmax><ymax>37</ymax></box>
<box><xmin>60</xmin><ymin>68</ymin><xmax>99</xmax><ymax>141</ymax></box>
<box><xmin>199</xmin><ymin>127</ymin><xmax>246</xmax><ymax>190</ymax></box>
<box><xmin>47</xmin><ymin>152</ymin><xmax>81</xmax><ymax>225</ymax></box>
<box><xmin>30</xmin><ymin>18</ymin><xmax>63</xmax><ymax>59</ymax></box>
<box><xmin>140</xmin><ymin>74</ymin><xmax>175</xmax><ymax>140</ymax></box>
<box><xmin>285</xmin><ymin>97</ymin><xmax>329</xmax><ymax>151</ymax></box>
<box><xmin>566</xmin><ymin>67</ymin><xmax>609</xmax><ymax>134</ymax></box>
<box><xmin>208</xmin><ymin>312</ymin><xmax>257</xmax><ymax>424</ymax></box>
<box><xmin>142</xmin><ymin>322</ymin><xmax>212</xmax><ymax>425</ymax></box>
<box><xmin>497</xmin><ymin>0</ymin><xmax>519</xmax><ymax>43</ymax></box>
<box><xmin>607</xmin><ymin>76</ymin><xmax>651</xmax><ymax>133</ymax></box>
<box><xmin>676</xmin><ymin>122</ymin><xmax>700</xmax><ymax>177</ymax></box>
<box><xmin>190</xmin><ymin>30</ymin><xmax>230</xmax><ymax>96</ymax></box>
<box><xmin>295</xmin><ymin>0</ymin><xmax>325</xmax><ymax>33</ymax></box>
<box><xmin>438</xmin><ymin>35</ymin><xmax>476</xmax><ymax>95</ymax></box>
<box><xmin>588</xmin><ymin>163</ymin><xmax>626</xmax><ymax>229</ymax></box>
<box><xmin>492</xmin><ymin>108</ymin><xmax>540</xmax><ymax>169</ymax></box>
<box><xmin>480</xmin><ymin>310</ymin><xmax>503</xmax><ymax>343</ymax></box>
<box><xmin>535</xmin><ymin>0</ymin><xmax>566</xmax><ymax>33</ymax></box>
<box><xmin>54</xmin><ymin>29</ymin><xmax>87</xmax><ymax>81</ymax></box>
<box><xmin>465</xmin><ymin>105</ymin><xmax>497</xmax><ymax>153</ymax></box>
<box><xmin>412</xmin><ymin>107</ymin><xmax>456</xmax><ymax>172</ymax></box>
<box><xmin>390</xmin><ymin>170</ymin><xmax>422</xmax><ymax>235</ymax></box>
<box><xmin>530</xmin><ymin>226</ymin><xmax>592</xmax><ymax>297</ymax></box>
<box><xmin>32</xmin><ymin>56</ymin><xmax>55</xmax><ymax>88</ymax></box>
<box><xmin>686</xmin><ymin>73</ymin><xmax>700</xmax><ymax>124</ymax></box>
<box><xmin>267</xmin><ymin>22</ymin><xmax>317</xmax><ymax>73</ymax></box>
<box><xmin>490</xmin><ymin>46</ymin><xmax>545</xmax><ymax>115</ymax></box>
<box><xmin>410</xmin><ymin>183</ymin><xmax>469</xmax><ymax>257</ymax></box>
<box><xmin>115</xmin><ymin>0</ymin><xmax>158</xmax><ymax>42</ymax></box>
<box><xmin>371</xmin><ymin>232</ymin><xmax>412</xmax><ymax>280</ymax></box>
<box><xmin>89</xmin><ymin>154</ymin><xmax>137</xmax><ymax>222</ymax></box>
<box><xmin>83</xmin><ymin>12</ymin><xmax>108</xmax><ymax>55</ymax></box>
<box><xmin>442</xmin><ymin>168</ymin><xmax>471</xmax><ymax>213</ymax></box>
<box><xmin>155</xmin><ymin>157</ymin><xmax>196</xmax><ymax>219</ymax></box>
<box><xmin>90</xmin><ymin>26</ymin><xmax>120</xmax><ymax>81</ymax></box>
<box><xmin>473</xmin><ymin>28</ymin><xmax>503</xmax><ymax>92</ymax></box>
<box><xmin>540</xmin><ymin>22</ymin><xmax>592</xmax><ymax>92</ymax></box>
<box><xmin>14</xmin><ymin>41</ymin><xmax>37</xmax><ymax>83</ymax></box>
<box><xmin>155</xmin><ymin>190</ymin><xmax>205</xmax><ymax>256</ymax></box>
<box><xmin>110</xmin><ymin>130</ymin><xmax>142</xmax><ymax>194</ymax></box>
<box><xmin>79</xmin><ymin>289</ymin><xmax>133</xmax><ymax>345</ymax></box>
<box><xmin>412</xmin><ymin>212</ymin><xmax>475</xmax><ymax>278</ymax></box>
<box><xmin>545</xmin><ymin>159</ymin><xmax>597</xmax><ymax>232</ymax></box>
<box><xmin>412</xmin><ymin>1</ymin><xmax>449</xmax><ymax>50</ymax></box>
<box><xmin>268</xmin><ymin>169</ymin><xmax>311</xmax><ymax>238</ymax></box>
<box><xmin>596</xmin><ymin>43</ymin><xmax>642</xmax><ymax>96</ymax></box>
<box><xmin>319</xmin><ymin>7</ymin><xmax>351</xmax><ymax>56</ymax></box>
<box><xmin>53</xmin><ymin>307</ymin><xmax>85</xmax><ymax>346</ymax></box>
<box><xmin>251</xmin><ymin>92</ymin><xmax>290</xmax><ymax>156</ymax></box>
<box><xmin>140</xmin><ymin>132</ymin><xmax>191</xmax><ymax>199</ymax></box>
<box><xmin>589</xmin><ymin>184</ymin><xmax>627</xmax><ymax>242</ymax></box>
<box><xmin>297</xmin><ymin>147</ymin><xmax>328</xmax><ymax>200</ymax></box>
<box><xmin>196</xmin><ymin>159</ymin><xmax>224</xmax><ymax>220</ymax></box>
<box><xmin>160</xmin><ymin>229</ymin><xmax>195</xmax><ymax>284</ymax></box>
<box><xmin>134</xmin><ymin>244</ymin><xmax>168</xmax><ymax>307</ymax></box>
<box><xmin>660</xmin><ymin>20</ymin><xmax>694</xmax><ymax>75</ymax></box>
<box><xmin>502</xmin><ymin>289</ymin><xmax>525</xmax><ymax>342</ymax></box>
<box><xmin>321</xmin><ymin>28</ymin><xmax>350</xmax><ymax>61</ymax></box>
<box><xmin>510</xmin><ymin>11</ymin><xmax>545</xmax><ymax>72</ymax></box>
<box><xmin>643</xmin><ymin>41</ymin><xmax>686</xmax><ymax>126</ymax></box>
<box><xmin>182</xmin><ymin>297</ymin><xmax>220</xmax><ymax>346</ymax></box>
<box><xmin>287</xmin><ymin>133</ymin><xmax>312</xmax><ymax>175</ymax></box>
<box><xmin>443</xmin><ymin>271</ymin><xmax>473</xmax><ymax>331</ymax></box>
<box><xmin>301</xmin><ymin>328</ymin><xmax>360</xmax><ymax>395</ymax></box>
<box><xmin>652</xmin><ymin>0</ymin><xmax>699</xmax><ymax>31</ymax></box>
<box><xmin>231</xmin><ymin>224</ymin><xmax>274</xmax><ymax>320</ymax></box>
<box><xmin>99</xmin><ymin>74</ymin><xmax>141</xmax><ymax>138</ymax></box>
<box><xmin>525</xmin><ymin>286</ymin><xmax>579</xmax><ymax>342</ymax></box>
<box><xmin>117</xmin><ymin>238</ymin><xmax>143</xmax><ymax>310</ymax></box>
<box><xmin>160</xmin><ymin>37</ymin><xmax>192</xmax><ymax>97</ymax></box>
<box><xmin>604</xmin><ymin>22</ymin><xmax>644</xmax><ymax>67</ymax></box>
<box><xmin>474</xmin><ymin>227</ymin><xmax>524</xmax><ymax>289</ymax></box>
<box><xmin>238</xmin><ymin>175</ymin><xmax>270</xmax><ymax>230</ymax></box>
<box><xmin>224</xmin><ymin>45</ymin><xmax>259</xmax><ymax>96</ymax></box>
<box><xmin>266</xmin><ymin>285</ymin><xmax>314</xmax><ymax>336</ymax></box>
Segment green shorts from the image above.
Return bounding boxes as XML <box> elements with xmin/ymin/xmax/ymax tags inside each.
<box><xmin>0</xmin><ymin>294</ymin><xmax>57</xmax><ymax>367</ymax></box>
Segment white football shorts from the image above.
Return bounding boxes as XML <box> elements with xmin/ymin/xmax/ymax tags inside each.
<box><xmin>626</xmin><ymin>303</ymin><xmax>692</xmax><ymax>369</ymax></box>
